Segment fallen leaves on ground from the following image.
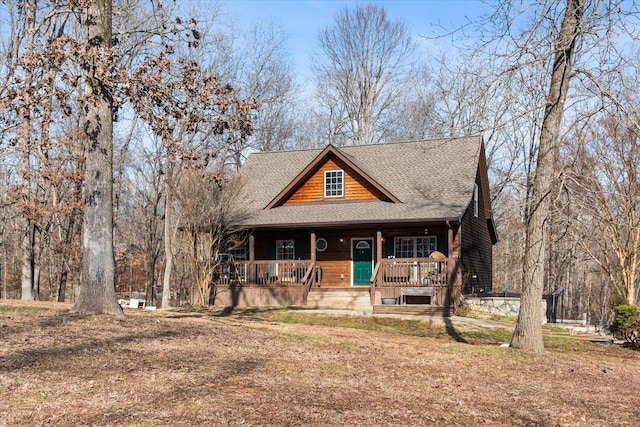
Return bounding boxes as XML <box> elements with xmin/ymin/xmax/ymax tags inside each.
<box><xmin>1</xmin><ymin>300</ymin><xmax>639</xmax><ymax>427</ymax></box>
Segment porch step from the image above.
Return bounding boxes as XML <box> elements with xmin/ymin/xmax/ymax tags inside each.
<box><xmin>372</xmin><ymin>304</ymin><xmax>451</xmax><ymax>317</ymax></box>
<box><xmin>306</xmin><ymin>288</ymin><xmax>372</xmax><ymax>310</ymax></box>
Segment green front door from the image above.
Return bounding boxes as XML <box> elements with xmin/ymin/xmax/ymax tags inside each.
<box><xmin>352</xmin><ymin>239</ymin><xmax>373</xmax><ymax>286</ymax></box>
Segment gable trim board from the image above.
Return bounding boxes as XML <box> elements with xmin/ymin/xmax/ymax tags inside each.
<box><xmin>265</xmin><ymin>144</ymin><xmax>400</xmax><ymax>208</ymax></box>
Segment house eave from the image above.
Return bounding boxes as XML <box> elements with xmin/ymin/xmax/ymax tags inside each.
<box><xmin>241</xmin><ymin>216</ymin><xmax>462</xmax><ymax>230</ymax></box>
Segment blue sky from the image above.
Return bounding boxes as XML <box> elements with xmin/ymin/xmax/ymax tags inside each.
<box><xmin>219</xmin><ymin>1</ymin><xmax>493</xmax><ymax>83</ymax></box>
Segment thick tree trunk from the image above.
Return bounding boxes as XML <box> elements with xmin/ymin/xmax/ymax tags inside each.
<box><xmin>1</xmin><ymin>251</ymin><xmax>6</xmax><ymax>299</ymax></box>
<box><xmin>161</xmin><ymin>217</ymin><xmax>173</xmax><ymax>309</ymax></box>
<box><xmin>20</xmin><ymin>231</ymin><xmax>34</xmax><ymax>300</ymax></box>
<box><xmin>71</xmin><ymin>0</ymin><xmax>123</xmax><ymax>317</ymax></box>
<box><xmin>511</xmin><ymin>0</ymin><xmax>584</xmax><ymax>352</ymax></box>
<box><xmin>161</xmin><ymin>168</ymin><xmax>175</xmax><ymax>309</ymax></box>
<box><xmin>19</xmin><ymin>0</ymin><xmax>37</xmax><ymax>301</ymax></box>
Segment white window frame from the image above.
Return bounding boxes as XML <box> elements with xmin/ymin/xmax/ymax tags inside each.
<box><xmin>276</xmin><ymin>239</ymin><xmax>295</xmax><ymax>260</ymax></box>
<box><xmin>473</xmin><ymin>183</ymin><xmax>479</xmax><ymax>218</ymax></box>
<box><xmin>324</xmin><ymin>169</ymin><xmax>344</xmax><ymax>198</ymax></box>
<box><xmin>394</xmin><ymin>236</ymin><xmax>437</xmax><ymax>258</ymax></box>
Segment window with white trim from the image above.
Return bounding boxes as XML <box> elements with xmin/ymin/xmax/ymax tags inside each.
<box><xmin>324</xmin><ymin>170</ymin><xmax>344</xmax><ymax>198</ymax></box>
<box><xmin>276</xmin><ymin>240</ymin><xmax>295</xmax><ymax>260</ymax></box>
<box><xmin>394</xmin><ymin>236</ymin><xmax>437</xmax><ymax>258</ymax></box>
<box><xmin>473</xmin><ymin>183</ymin><xmax>479</xmax><ymax>217</ymax></box>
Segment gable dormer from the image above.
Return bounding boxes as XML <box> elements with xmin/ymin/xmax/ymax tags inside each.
<box><xmin>265</xmin><ymin>145</ymin><xmax>399</xmax><ymax>209</ymax></box>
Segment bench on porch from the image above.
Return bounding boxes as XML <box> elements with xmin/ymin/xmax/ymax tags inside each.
<box><xmin>400</xmin><ymin>286</ymin><xmax>437</xmax><ymax>305</ymax></box>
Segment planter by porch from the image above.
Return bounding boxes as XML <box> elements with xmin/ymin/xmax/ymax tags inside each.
<box><xmin>381</xmin><ymin>297</ymin><xmax>397</xmax><ymax>305</ymax></box>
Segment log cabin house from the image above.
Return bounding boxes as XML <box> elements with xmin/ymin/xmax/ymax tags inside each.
<box><xmin>214</xmin><ymin>136</ymin><xmax>497</xmax><ymax>313</ymax></box>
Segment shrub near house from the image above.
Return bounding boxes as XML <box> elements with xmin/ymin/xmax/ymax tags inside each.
<box><xmin>610</xmin><ymin>304</ymin><xmax>640</xmax><ymax>349</ymax></box>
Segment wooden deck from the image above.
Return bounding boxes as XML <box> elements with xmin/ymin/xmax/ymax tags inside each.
<box><xmin>215</xmin><ymin>258</ymin><xmax>455</xmax><ymax>309</ymax></box>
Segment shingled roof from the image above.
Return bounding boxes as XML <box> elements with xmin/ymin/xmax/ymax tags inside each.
<box><xmin>238</xmin><ymin>136</ymin><xmax>485</xmax><ymax>228</ymax></box>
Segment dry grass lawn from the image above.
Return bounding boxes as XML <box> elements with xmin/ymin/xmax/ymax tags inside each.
<box><xmin>1</xmin><ymin>300</ymin><xmax>639</xmax><ymax>426</ymax></box>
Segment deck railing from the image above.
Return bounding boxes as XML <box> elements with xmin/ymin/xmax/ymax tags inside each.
<box><xmin>378</xmin><ymin>257</ymin><xmax>447</xmax><ymax>287</ymax></box>
<box><xmin>370</xmin><ymin>257</ymin><xmax>448</xmax><ymax>305</ymax></box>
<box><xmin>217</xmin><ymin>260</ymin><xmax>313</xmax><ymax>287</ymax></box>
<box><xmin>219</xmin><ymin>258</ymin><xmax>447</xmax><ymax>288</ymax></box>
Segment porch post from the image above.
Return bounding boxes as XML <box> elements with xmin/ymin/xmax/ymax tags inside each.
<box><xmin>372</xmin><ymin>229</ymin><xmax>383</xmax><ymax>305</ymax></box>
<box><xmin>248</xmin><ymin>234</ymin><xmax>255</xmax><ymax>284</ymax></box>
<box><xmin>447</xmin><ymin>223</ymin><xmax>454</xmax><ymax>307</ymax></box>
<box><xmin>310</xmin><ymin>231</ymin><xmax>316</xmax><ymax>263</ymax></box>
<box><xmin>310</xmin><ymin>231</ymin><xmax>316</xmax><ymax>287</ymax></box>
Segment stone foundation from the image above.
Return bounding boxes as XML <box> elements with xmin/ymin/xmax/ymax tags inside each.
<box><xmin>463</xmin><ymin>296</ymin><xmax>547</xmax><ymax>324</ymax></box>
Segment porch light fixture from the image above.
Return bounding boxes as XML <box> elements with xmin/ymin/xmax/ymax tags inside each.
<box><xmin>339</xmin><ymin>237</ymin><xmax>344</xmax><ymax>243</ymax></box>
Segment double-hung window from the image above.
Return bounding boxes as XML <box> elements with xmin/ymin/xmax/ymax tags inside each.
<box><xmin>276</xmin><ymin>240</ymin><xmax>295</xmax><ymax>260</ymax></box>
<box><xmin>324</xmin><ymin>170</ymin><xmax>344</xmax><ymax>198</ymax></box>
<box><xmin>276</xmin><ymin>239</ymin><xmax>295</xmax><ymax>281</ymax></box>
<box><xmin>394</xmin><ymin>236</ymin><xmax>437</xmax><ymax>258</ymax></box>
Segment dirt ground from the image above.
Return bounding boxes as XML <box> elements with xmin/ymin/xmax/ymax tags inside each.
<box><xmin>1</xmin><ymin>300</ymin><xmax>639</xmax><ymax>427</ymax></box>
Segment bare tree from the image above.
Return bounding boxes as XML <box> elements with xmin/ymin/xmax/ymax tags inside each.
<box><xmin>222</xmin><ymin>21</ymin><xmax>298</xmax><ymax>168</ymax></box>
<box><xmin>175</xmin><ymin>170</ymin><xmax>247</xmax><ymax>307</ymax></box>
<box><xmin>116</xmin><ymin>133</ymin><xmax>165</xmax><ymax>307</ymax></box>
<box><xmin>313</xmin><ymin>4</ymin><xmax>415</xmax><ymax>145</ymax></box>
<box><xmin>428</xmin><ymin>0</ymin><xmax>640</xmax><ymax>351</ymax></box>
<box><xmin>509</xmin><ymin>0</ymin><xmax>584</xmax><ymax>353</ymax></box>
<box><xmin>566</xmin><ymin>118</ymin><xmax>640</xmax><ymax>306</ymax></box>
<box><xmin>122</xmin><ymin>10</ymin><xmax>257</xmax><ymax>308</ymax></box>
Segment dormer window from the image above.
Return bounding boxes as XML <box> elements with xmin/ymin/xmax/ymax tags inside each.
<box><xmin>324</xmin><ymin>170</ymin><xmax>344</xmax><ymax>198</ymax></box>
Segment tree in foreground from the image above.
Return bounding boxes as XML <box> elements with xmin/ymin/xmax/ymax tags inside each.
<box><xmin>510</xmin><ymin>0</ymin><xmax>584</xmax><ymax>352</ymax></box>
<box><xmin>71</xmin><ymin>0</ymin><xmax>123</xmax><ymax>316</ymax></box>
<box><xmin>478</xmin><ymin>0</ymin><xmax>640</xmax><ymax>352</ymax></box>
<box><xmin>441</xmin><ymin>0</ymin><xmax>640</xmax><ymax>352</ymax></box>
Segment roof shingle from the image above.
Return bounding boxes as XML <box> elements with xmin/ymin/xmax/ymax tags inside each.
<box><xmin>238</xmin><ymin>136</ymin><xmax>483</xmax><ymax>227</ymax></box>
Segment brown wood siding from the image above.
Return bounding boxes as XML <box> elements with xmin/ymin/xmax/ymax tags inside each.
<box><xmin>460</xmin><ymin>170</ymin><xmax>494</xmax><ymax>294</ymax></box>
<box><xmin>316</xmin><ymin>260</ymin><xmax>351</xmax><ymax>287</ymax></box>
<box><xmin>284</xmin><ymin>157</ymin><xmax>386</xmax><ymax>204</ymax></box>
<box><xmin>314</xmin><ymin>231</ymin><xmax>353</xmax><ymax>287</ymax></box>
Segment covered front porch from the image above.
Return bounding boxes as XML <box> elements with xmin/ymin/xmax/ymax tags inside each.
<box><xmin>213</xmin><ymin>224</ymin><xmax>462</xmax><ymax>308</ymax></box>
